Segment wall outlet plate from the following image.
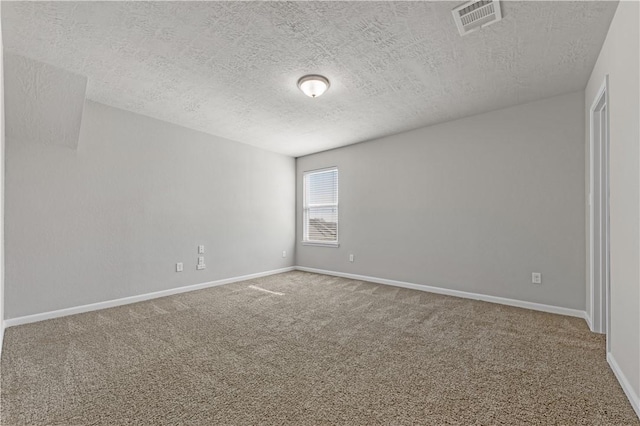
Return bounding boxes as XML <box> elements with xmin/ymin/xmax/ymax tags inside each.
<box><xmin>198</xmin><ymin>256</ymin><xmax>205</xmax><ymax>265</ymax></box>
<box><xmin>176</xmin><ymin>262</ymin><xmax>183</xmax><ymax>272</ymax></box>
<box><xmin>349</xmin><ymin>254</ymin><xmax>354</xmax><ymax>262</ymax></box>
<box><xmin>197</xmin><ymin>264</ymin><xmax>206</xmax><ymax>270</ymax></box>
<box><xmin>282</xmin><ymin>250</ymin><xmax>287</xmax><ymax>258</ymax></box>
<box><xmin>532</xmin><ymin>272</ymin><xmax>542</xmax><ymax>284</ymax></box>
<box><xmin>198</xmin><ymin>245</ymin><xmax>205</xmax><ymax>254</ymax></box>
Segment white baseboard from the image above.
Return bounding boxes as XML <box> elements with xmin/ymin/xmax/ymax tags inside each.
<box><xmin>584</xmin><ymin>311</ymin><xmax>593</xmax><ymax>331</ymax></box>
<box><xmin>607</xmin><ymin>352</ymin><xmax>640</xmax><ymax>419</ymax></box>
<box><xmin>4</xmin><ymin>267</ymin><xmax>295</xmax><ymax>328</ymax></box>
<box><xmin>0</xmin><ymin>321</ymin><xmax>4</xmax><ymax>359</ymax></box>
<box><xmin>295</xmin><ymin>266</ymin><xmax>586</xmax><ymax>319</ymax></box>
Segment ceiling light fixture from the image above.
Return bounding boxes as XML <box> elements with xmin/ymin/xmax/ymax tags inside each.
<box><xmin>297</xmin><ymin>75</ymin><xmax>330</xmax><ymax>98</ymax></box>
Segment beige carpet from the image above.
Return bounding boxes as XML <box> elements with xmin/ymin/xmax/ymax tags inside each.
<box><xmin>1</xmin><ymin>271</ymin><xmax>638</xmax><ymax>425</ymax></box>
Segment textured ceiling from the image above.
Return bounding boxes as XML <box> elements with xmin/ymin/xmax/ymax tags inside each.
<box><xmin>2</xmin><ymin>1</ymin><xmax>618</xmax><ymax>157</ymax></box>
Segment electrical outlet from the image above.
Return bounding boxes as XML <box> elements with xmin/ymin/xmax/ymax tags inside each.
<box><xmin>532</xmin><ymin>272</ymin><xmax>542</xmax><ymax>284</ymax></box>
<box><xmin>198</xmin><ymin>245</ymin><xmax>205</xmax><ymax>254</ymax></box>
<box><xmin>197</xmin><ymin>264</ymin><xmax>206</xmax><ymax>270</ymax></box>
<box><xmin>282</xmin><ymin>250</ymin><xmax>287</xmax><ymax>258</ymax></box>
<box><xmin>198</xmin><ymin>256</ymin><xmax>205</xmax><ymax>265</ymax></box>
<box><xmin>349</xmin><ymin>254</ymin><xmax>354</xmax><ymax>262</ymax></box>
<box><xmin>176</xmin><ymin>262</ymin><xmax>183</xmax><ymax>272</ymax></box>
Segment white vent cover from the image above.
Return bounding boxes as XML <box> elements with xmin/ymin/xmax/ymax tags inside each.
<box><xmin>452</xmin><ymin>0</ymin><xmax>502</xmax><ymax>36</ymax></box>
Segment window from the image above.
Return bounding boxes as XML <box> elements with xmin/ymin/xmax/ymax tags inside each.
<box><xmin>303</xmin><ymin>167</ymin><xmax>339</xmax><ymax>246</ymax></box>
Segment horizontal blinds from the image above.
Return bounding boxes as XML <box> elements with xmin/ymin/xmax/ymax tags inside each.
<box><xmin>306</xmin><ymin>169</ymin><xmax>338</xmax><ymax>206</ymax></box>
<box><xmin>304</xmin><ymin>168</ymin><xmax>338</xmax><ymax>243</ymax></box>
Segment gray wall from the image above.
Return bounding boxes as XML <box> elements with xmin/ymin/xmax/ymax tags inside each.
<box><xmin>296</xmin><ymin>91</ymin><xmax>585</xmax><ymax>310</ymax></box>
<box><xmin>0</xmin><ymin>4</ymin><xmax>5</xmax><ymax>343</ymax></box>
<box><xmin>5</xmin><ymin>99</ymin><xmax>295</xmax><ymax>318</ymax></box>
<box><xmin>586</xmin><ymin>0</ymin><xmax>640</xmax><ymax>403</ymax></box>
<box><xmin>4</xmin><ymin>53</ymin><xmax>87</xmax><ymax>149</ymax></box>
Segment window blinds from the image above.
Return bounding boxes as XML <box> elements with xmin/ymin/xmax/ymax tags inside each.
<box><xmin>303</xmin><ymin>168</ymin><xmax>338</xmax><ymax>244</ymax></box>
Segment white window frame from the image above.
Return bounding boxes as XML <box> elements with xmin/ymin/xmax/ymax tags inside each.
<box><xmin>302</xmin><ymin>167</ymin><xmax>339</xmax><ymax>247</ymax></box>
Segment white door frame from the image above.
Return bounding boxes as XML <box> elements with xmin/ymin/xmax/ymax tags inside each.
<box><xmin>588</xmin><ymin>75</ymin><xmax>610</xmax><ymax>345</ymax></box>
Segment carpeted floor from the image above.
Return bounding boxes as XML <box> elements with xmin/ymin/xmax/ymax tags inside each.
<box><xmin>1</xmin><ymin>271</ymin><xmax>638</xmax><ymax>425</ymax></box>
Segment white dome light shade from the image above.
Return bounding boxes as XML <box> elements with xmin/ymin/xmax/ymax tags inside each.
<box><xmin>297</xmin><ymin>75</ymin><xmax>330</xmax><ymax>98</ymax></box>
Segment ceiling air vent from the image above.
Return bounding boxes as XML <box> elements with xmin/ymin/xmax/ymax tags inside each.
<box><xmin>452</xmin><ymin>0</ymin><xmax>502</xmax><ymax>36</ymax></box>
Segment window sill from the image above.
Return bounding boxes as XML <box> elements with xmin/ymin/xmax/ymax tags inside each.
<box><xmin>301</xmin><ymin>241</ymin><xmax>340</xmax><ymax>248</ymax></box>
